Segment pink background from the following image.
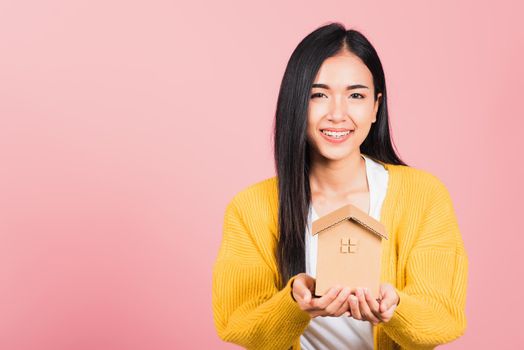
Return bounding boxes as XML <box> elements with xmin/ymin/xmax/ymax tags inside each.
<box><xmin>1</xmin><ymin>0</ymin><xmax>522</xmax><ymax>349</ymax></box>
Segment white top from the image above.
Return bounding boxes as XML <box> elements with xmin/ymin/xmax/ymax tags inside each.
<box><xmin>300</xmin><ymin>154</ymin><xmax>389</xmax><ymax>350</ymax></box>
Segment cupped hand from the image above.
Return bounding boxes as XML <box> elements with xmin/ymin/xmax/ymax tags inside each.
<box><xmin>291</xmin><ymin>273</ymin><xmax>352</xmax><ymax>318</ymax></box>
<box><xmin>348</xmin><ymin>283</ymin><xmax>400</xmax><ymax>325</ymax></box>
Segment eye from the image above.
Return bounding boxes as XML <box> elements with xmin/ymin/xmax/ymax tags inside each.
<box><xmin>311</xmin><ymin>92</ymin><xmax>327</xmax><ymax>99</ymax></box>
<box><xmin>350</xmin><ymin>93</ymin><xmax>364</xmax><ymax>99</ymax></box>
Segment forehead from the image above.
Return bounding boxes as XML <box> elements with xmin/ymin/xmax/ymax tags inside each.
<box><xmin>313</xmin><ymin>53</ymin><xmax>373</xmax><ymax>87</ymax></box>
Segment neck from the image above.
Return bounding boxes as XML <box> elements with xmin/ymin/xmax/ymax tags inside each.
<box><xmin>309</xmin><ymin>151</ymin><xmax>366</xmax><ymax>197</ymax></box>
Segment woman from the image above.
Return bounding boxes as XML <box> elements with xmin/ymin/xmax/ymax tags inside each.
<box><xmin>212</xmin><ymin>22</ymin><xmax>468</xmax><ymax>350</ymax></box>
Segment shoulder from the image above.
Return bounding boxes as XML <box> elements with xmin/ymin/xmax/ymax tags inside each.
<box><xmin>386</xmin><ymin>163</ymin><xmax>451</xmax><ymax>198</ymax></box>
<box><xmin>222</xmin><ymin>177</ymin><xmax>280</xmax><ymax>258</ymax></box>
<box><xmin>384</xmin><ymin>163</ymin><xmax>456</xmax><ymax>218</ymax></box>
<box><xmin>225</xmin><ymin>176</ymin><xmax>279</xmax><ymax>222</ymax></box>
<box><xmin>387</xmin><ymin>164</ymin><xmax>459</xmax><ymax>236</ymax></box>
<box><xmin>386</xmin><ymin>164</ymin><xmax>463</xmax><ymax>251</ymax></box>
<box><xmin>229</xmin><ymin>176</ymin><xmax>277</xmax><ymax>205</ymax></box>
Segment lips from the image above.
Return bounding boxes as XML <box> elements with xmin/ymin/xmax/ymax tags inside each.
<box><xmin>320</xmin><ymin>128</ymin><xmax>354</xmax><ymax>132</ymax></box>
<box><xmin>319</xmin><ymin>129</ymin><xmax>354</xmax><ymax>143</ymax></box>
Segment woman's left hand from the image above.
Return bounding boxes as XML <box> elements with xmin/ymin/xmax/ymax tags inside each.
<box><xmin>346</xmin><ymin>283</ymin><xmax>400</xmax><ymax>325</ymax></box>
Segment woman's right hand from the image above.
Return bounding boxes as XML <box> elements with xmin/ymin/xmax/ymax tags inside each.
<box><xmin>291</xmin><ymin>273</ymin><xmax>352</xmax><ymax>318</ymax></box>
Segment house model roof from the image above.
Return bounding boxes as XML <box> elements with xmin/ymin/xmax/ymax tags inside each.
<box><xmin>311</xmin><ymin>203</ymin><xmax>388</xmax><ymax>240</ymax></box>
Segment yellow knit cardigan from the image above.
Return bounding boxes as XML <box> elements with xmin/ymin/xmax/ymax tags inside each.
<box><xmin>212</xmin><ymin>162</ymin><xmax>468</xmax><ymax>349</ymax></box>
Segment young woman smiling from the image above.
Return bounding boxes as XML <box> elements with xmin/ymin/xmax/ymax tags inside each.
<box><xmin>212</xmin><ymin>22</ymin><xmax>468</xmax><ymax>350</ymax></box>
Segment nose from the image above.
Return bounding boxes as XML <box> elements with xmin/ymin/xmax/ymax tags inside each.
<box><xmin>328</xmin><ymin>95</ymin><xmax>348</xmax><ymax>122</ymax></box>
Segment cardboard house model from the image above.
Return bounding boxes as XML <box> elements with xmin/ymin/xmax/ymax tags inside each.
<box><xmin>312</xmin><ymin>203</ymin><xmax>388</xmax><ymax>299</ymax></box>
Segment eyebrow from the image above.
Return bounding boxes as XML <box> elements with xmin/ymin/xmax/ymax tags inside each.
<box><xmin>311</xmin><ymin>83</ymin><xmax>369</xmax><ymax>90</ymax></box>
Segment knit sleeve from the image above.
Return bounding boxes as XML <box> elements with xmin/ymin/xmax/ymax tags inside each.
<box><xmin>381</xmin><ymin>177</ymin><xmax>469</xmax><ymax>349</ymax></box>
<box><xmin>212</xmin><ymin>200</ymin><xmax>312</xmax><ymax>350</ymax></box>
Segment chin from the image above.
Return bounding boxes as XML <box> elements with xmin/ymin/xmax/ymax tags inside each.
<box><xmin>318</xmin><ymin>149</ymin><xmax>352</xmax><ymax>161</ymax></box>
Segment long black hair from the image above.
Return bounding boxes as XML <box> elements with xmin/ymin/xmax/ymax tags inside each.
<box><xmin>273</xmin><ymin>22</ymin><xmax>408</xmax><ymax>286</ymax></box>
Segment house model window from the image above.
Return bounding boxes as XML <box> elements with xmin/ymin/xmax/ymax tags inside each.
<box><xmin>311</xmin><ymin>203</ymin><xmax>388</xmax><ymax>299</ymax></box>
<box><xmin>340</xmin><ymin>237</ymin><xmax>359</xmax><ymax>254</ymax></box>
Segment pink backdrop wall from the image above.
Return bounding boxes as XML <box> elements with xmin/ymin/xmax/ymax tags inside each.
<box><xmin>1</xmin><ymin>0</ymin><xmax>522</xmax><ymax>349</ymax></box>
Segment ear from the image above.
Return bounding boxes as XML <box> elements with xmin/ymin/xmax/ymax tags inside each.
<box><xmin>372</xmin><ymin>92</ymin><xmax>382</xmax><ymax>123</ymax></box>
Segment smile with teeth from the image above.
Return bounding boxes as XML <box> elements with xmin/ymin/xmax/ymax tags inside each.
<box><xmin>321</xmin><ymin>130</ymin><xmax>353</xmax><ymax>138</ymax></box>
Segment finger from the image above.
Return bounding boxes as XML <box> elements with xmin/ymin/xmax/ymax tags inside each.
<box><xmin>357</xmin><ymin>288</ymin><xmax>380</xmax><ymax>325</ymax></box>
<box><xmin>376</xmin><ymin>294</ymin><xmax>398</xmax><ymax>323</ymax></box>
<box><xmin>325</xmin><ymin>287</ymin><xmax>351</xmax><ymax>316</ymax></box>
<box><xmin>335</xmin><ymin>300</ymin><xmax>351</xmax><ymax>317</ymax></box>
<box><xmin>364</xmin><ymin>288</ymin><xmax>382</xmax><ymax>320</ymax></box>
<box><xmin>380</xmin><ymin>300</ymin><xmax>389</xmax><ymax>313</ymax></box>
<box><xmin>349</xmin><ymin>294</ymin><xmax>361</xmax><ymax>320</ymax></box>
<box><xmin>303</xmin><ymin>274</ymin><xmax>317</xmax><ymax>291</ymax></box>
<box><xmin>379</xmin><ymin>287</ymin><xmax>397</xmax><ymax>313</ymax></box>
<box><xmin>292</xmin><ymin>278</ymin><xmax>307</xmax><ymax>300</ymax></box>
<box><xmin>378</xmin><ymin>304</ymin><xmax>397</xmax><ymax>323</ymax></box>
<box><xmin>310</xmin><ymin>309</ymin><xmax>324</xmax><ymax>318</ymax></box>
<box><xmin>302</xmin><ymin>287</ymin><xmax>312</xmax><ymax>304</ymax></box>
<box><xmin>313</xmin><ymin>286</ymin><xmax>342</xmax><ymax>310</ymax></box>
<box><xmin>293</xmin><ymin>277</ymin><xmax>313</xmax><ymax>306</ymax></box>
<box><xmin>311</xmin><ymin>286</ymin><xmax>342</xmax><ymax>310</ymax></box>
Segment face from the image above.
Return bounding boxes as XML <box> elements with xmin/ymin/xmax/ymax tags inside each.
<box><xmin>306</xmin><ymin>51</ymin><xmax>382</xmax><ymax>163</ymax></box>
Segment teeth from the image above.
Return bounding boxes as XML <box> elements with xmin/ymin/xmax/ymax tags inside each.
<box><xmin>321</xmin><ymin>130</ymin><xmax>351</xmax><ymax>138</ymax></box>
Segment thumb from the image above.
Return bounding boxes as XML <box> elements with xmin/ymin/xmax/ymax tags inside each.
<box><xmin>380</xmin><ymin>288</ymin><xmax>399</xmax><ymax>313</ymax></box>
<box><xmin>379</xmin><ymin>285</ymin><xmax>390</xmax><ymax>312</ymax></box>
<box><xmin>303</xmin><ymin>288</ymin><xmax>312</xmax><ymax>303</ymax></box>
<box><xmin>380</xmin><ymin>299</ymin><xmax>389</xmax><ymax>313</ymax></box>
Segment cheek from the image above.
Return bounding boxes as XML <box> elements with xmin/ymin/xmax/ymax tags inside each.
<box><xmin>307</xmin><ymin>108</ymin><xmax>322</xmax><ymax>130</ymax></box>
<box><xmin>306</xmin><ymin>119</ymin><xmax>316</xmax><ymax>140</ymax></box>
<box><xmin>309</xmin><ymin>102</ymin><xmax>328</xmax><ymax>116</ymax></box>
<box><xmin>351</xmin><ymin>103</ymin><xmax>376</xmax><ymax>122</ymax></box>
